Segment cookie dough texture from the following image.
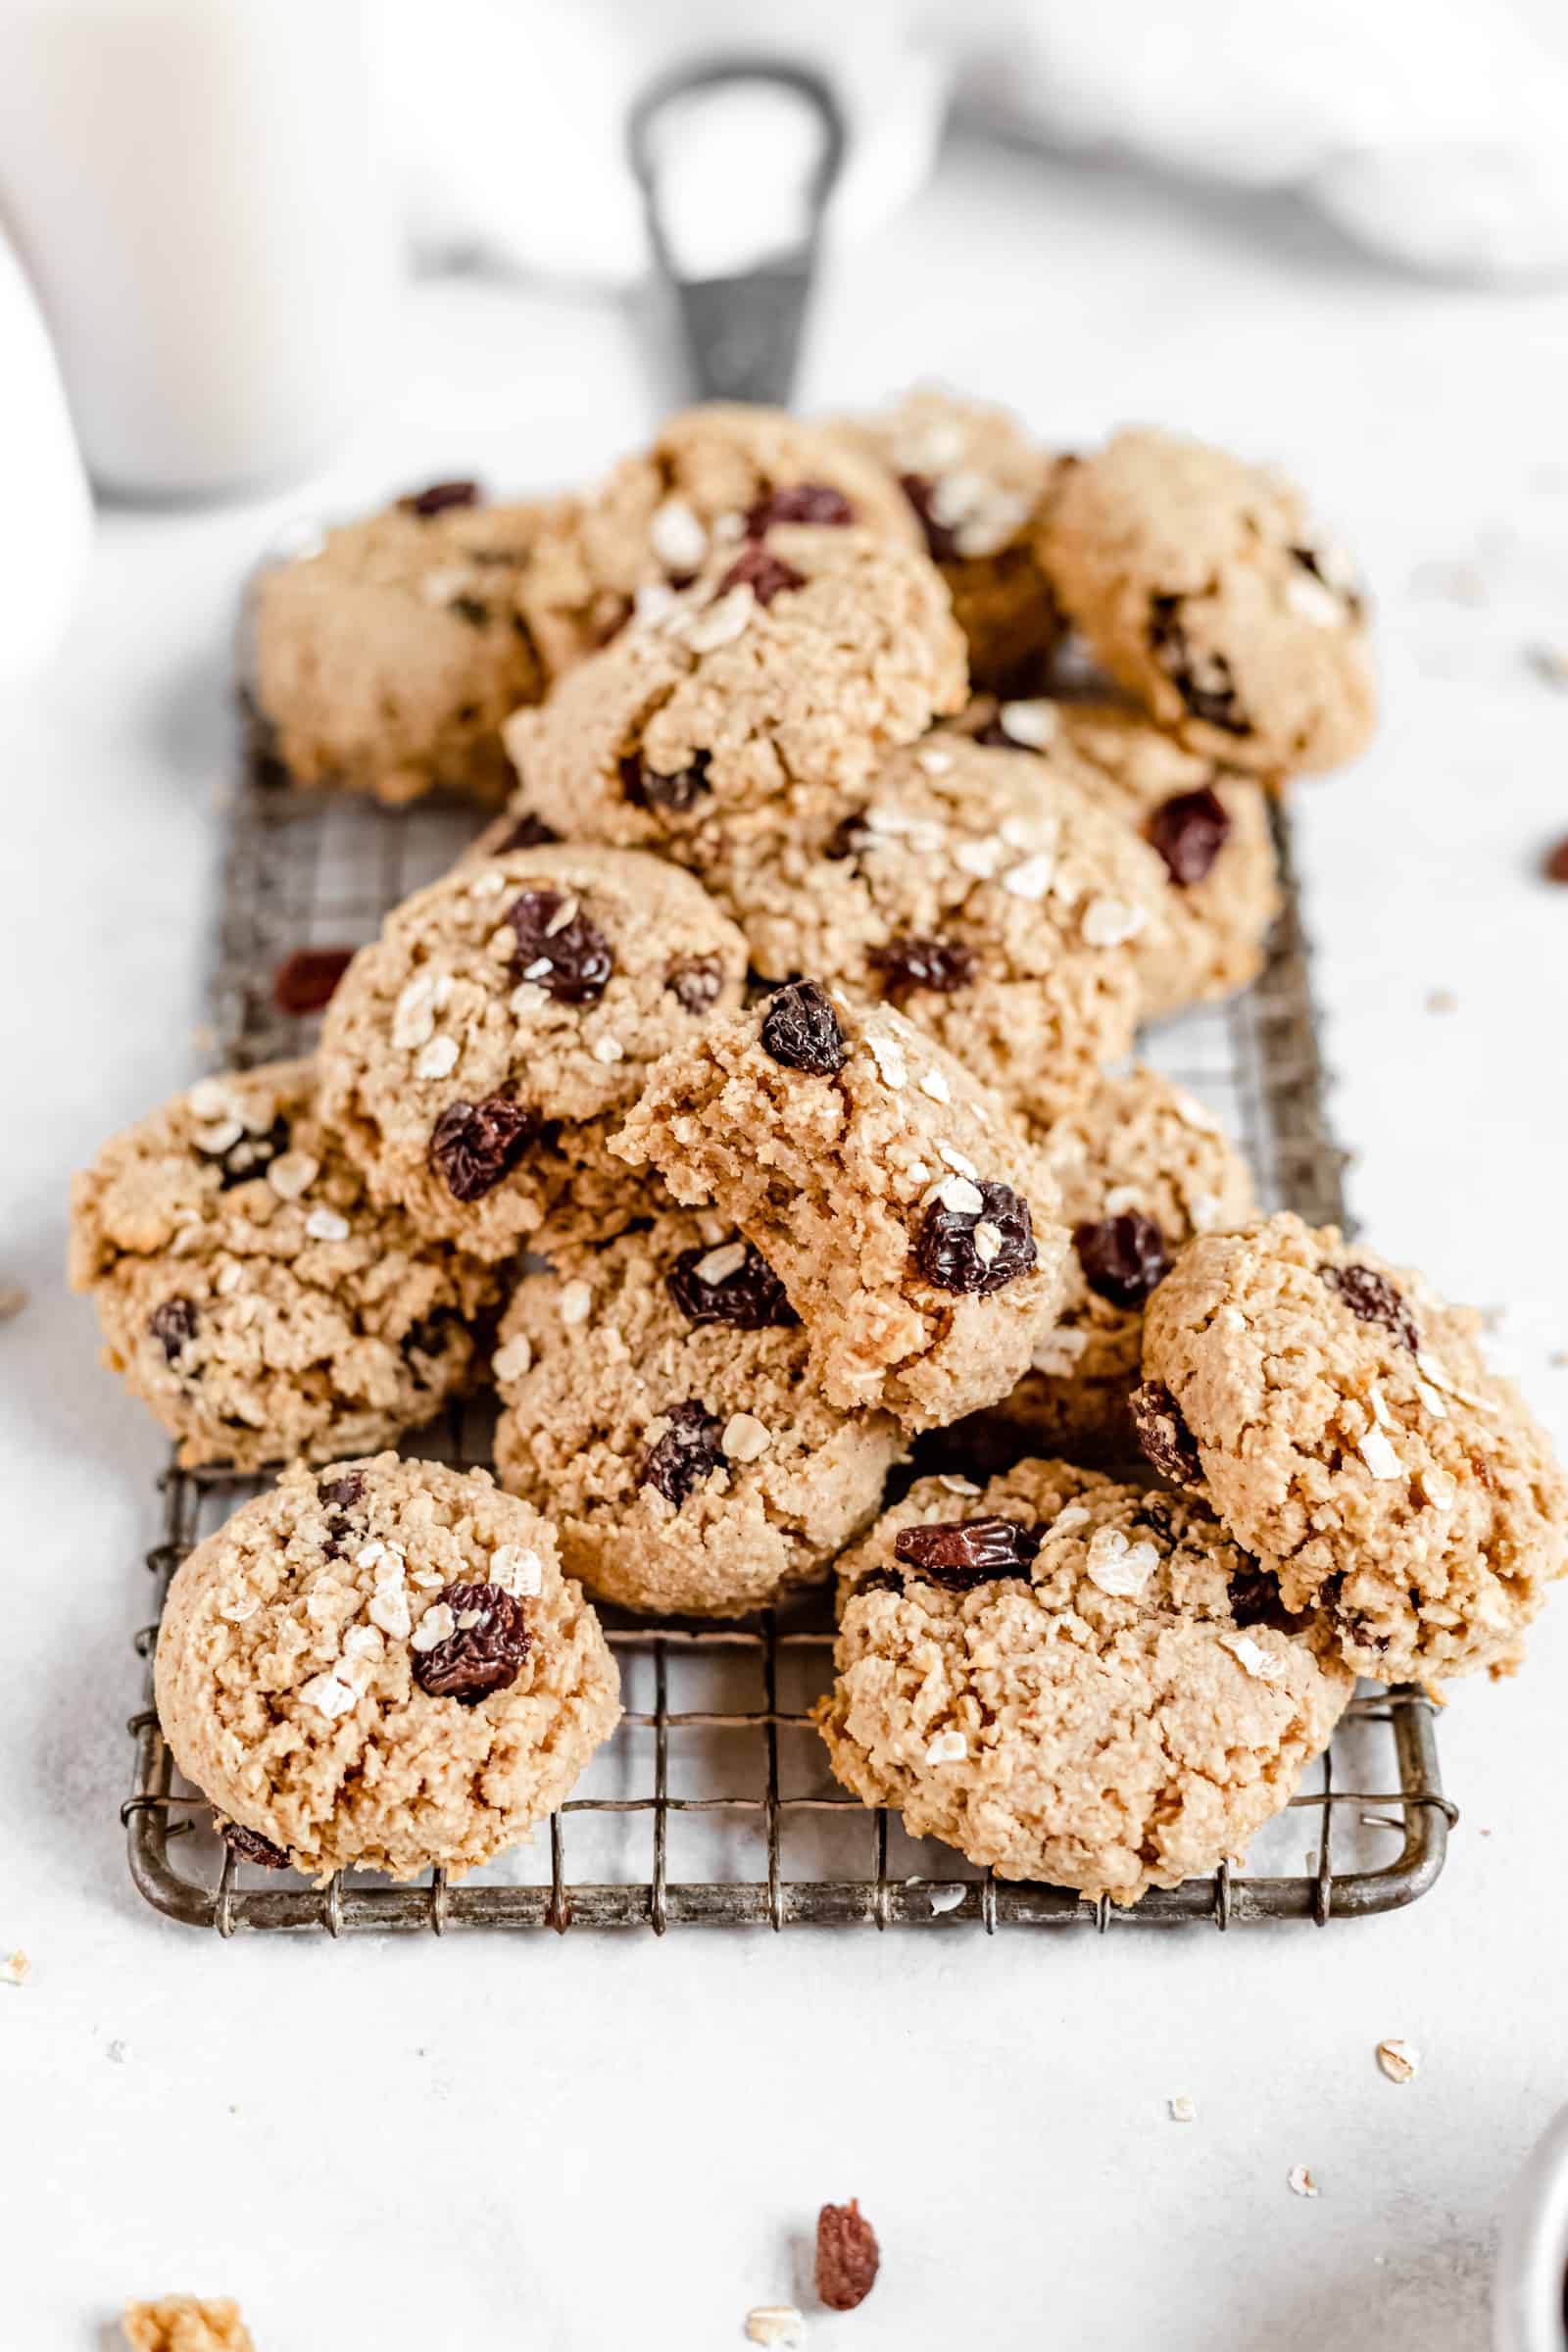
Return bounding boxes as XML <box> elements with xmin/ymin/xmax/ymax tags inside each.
<box><xmin>973</xmin><ymin>1067</ymin><xmax>1255</xmax><ymax>1457</ymax></box>
<box><xmin>515</xmin><ymin>402</ymin><xmax>920</xmax><ymax>676</ymax></box>
<box><xmin>1047</xmin><ymin>701</ymin><xmax>1282</xmax><ymax>1017</ymax></box>
<box><xmin>1143</xmin><ymin>1213</ymin><xmax>1568</xmax><ymax>1682</ymax></box>
<box><xmin>319</xmin><ymin>845</ymin><xmax>746</xmax><ymax>1258</ymax></box>
<box><xmin>155</xmin><ymin>1455</ymin><xmax>619</xmax><ymax>1881</ymax></box>
<box><xmin>1040</xmin><ymin>429</ymin><xmax>1376</xmax><ymax>775</ymax></box>
<box><xmin>252</xmin><ymin>490</ymin><xmax>555</xmax><ymax>806</ymax></box>
<box><xmin>815</xmin><ymin>1461</ymin><xmax>1351</xmax><ymax>1904</ymax></box>
<box><xmin>493</xmin><ymin>1212</ymin><xmax>903</xmax><ymax>1616</ymax></box>
<box><xmin>503</xmin><ymin>523</ymin><xmax>967</xmax><ymax>860</ymax></box>
<box><xmin>702</xmin><ymin>734</ymin><xmax>1167</xmax><ymax>1126</ymax></box>
<box><xmin>123</xmin><ymin>2300</ymin><xmax>253</xmax><ymax>2352</ymax></box>
<box><xmin>612</xmin><ymin>989</ymin><xmax>1068</xmax><ymax>1429</ymax></box>
<box><xmin>836</xmin><ymin>386</ymin><xmax>1063</xmax><ymax>688</ymax></box>
<box><xmin>69</xmin><ymin>1061</ymin><xmax>496</xmax><ymax>1468</ymax></box>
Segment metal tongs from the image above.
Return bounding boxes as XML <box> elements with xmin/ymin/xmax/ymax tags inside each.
<box><xmin>627</xmin><ymin>57</ymin><xmax>847</xmax><ymax>409</ymax></box>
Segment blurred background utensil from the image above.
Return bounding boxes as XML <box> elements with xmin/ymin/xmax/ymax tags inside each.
<box><xmin>626</xmin><ymin>56</ymin><xmax>845</xmax><ymax>407</ymax></box>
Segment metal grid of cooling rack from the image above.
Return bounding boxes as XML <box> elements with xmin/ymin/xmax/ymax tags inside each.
<box><xmin>122</xmin><ymin>768</ymin><xmax>1455</xmax><ymax>1936</ymax></box>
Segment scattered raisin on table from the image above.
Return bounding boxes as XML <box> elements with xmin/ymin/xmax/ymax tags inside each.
<box><xmin>815</xmin><ymin>2198</ymin><xmax>880</xmax><ymax>2312</ymax></box>
<box><xmin>272</xmin><ymin>946</ymin><xmax>356</xmax><ymax>1015</ymax></box>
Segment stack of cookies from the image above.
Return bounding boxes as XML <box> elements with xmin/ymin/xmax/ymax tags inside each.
<box><xmin>72</xmin><ymin>396</ymin><xmax>1568</xmax><ymax>1910</ymax></box>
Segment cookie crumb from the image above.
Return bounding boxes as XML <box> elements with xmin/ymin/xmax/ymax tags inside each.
<box><xmin>1424</xmin><ymin>988</ymin><xmax>1457</xmax><ymax>1014</ymax></box>
<box><xmin>746</xmin><ymin>2309</ymin><xmax>806</xmax><ymax>2349</ymax></box>
<box><xmin>1287</xmin><ymin>2165</ymin><xmax>1320</xmax><ymax>2199</ymax></box>
<box><xmin>1376</xmin><ymin>2037</ymin><xmax>1420</xmax><ymax>2084</ymax></box>
<box><xmin>2</xmin><ymin>1948</ymin><xmax>30</xmax><ymax>1985</ymax></box>
<box><xmin>1168</xmin><ymin>2095</ymin><xmax>1197</xmax><ymax>2124</ymax></box>
<box><xmin>122</xmin><ymin>2296</ymin><xmax>254</xmax><ymax>2352</ymax></box>
<box><xmin>1528</xmin><ymin>643</ymin><xmax>1568</xmax><ymax>689</ymax></box>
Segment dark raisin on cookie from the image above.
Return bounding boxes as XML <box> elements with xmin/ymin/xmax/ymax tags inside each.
<box><xmin>1320</xmin><ymin>1262</ymin><xmax>1419</xmax><ymax>1351</ymax></box>
<box><xmin>760</xmin><ymin>979</ymin><xmax>848</xmax><ymax>1074</ymax></box>
<box><xmin>220</xmin><ymin>1822</ymin><xmax>289</xmax><ymax>1869</ymax></box>
<box><xmin>1226</xmin><ymin>1563</ymin><xmax>1304</xmax><ymax>1635</ymax></box>
<box><xmin>666</xmin><ymin>1239</ymin><xmax>797</xmax><ymax>1331</ymax></box>
<box><xmin>893</xmin><ymin>1516</ymin><xmax>1041</xmax><ymax>1588</ymax></box>
<box><xmin>489</xmin><ymin>811</ymin><xmax>561</xmax><ymax>853</ymax></box>
<box><xmin>399</xmin><ymin>479</ymin><xmax>479</xmax><ymax>517</ymax></box>
<box><xmin>665</xmin><ymin>954</ymin><xmax>725</xmax><ymax>1014</ymax></box>
<box><xmin>428</xmin><ymin>1095</ymin><xmax>537</xmax><ymax>1202</ymax></box>
<box><xmin>1149</xmin><ymin>595</ymin><xmax>1249</xmax><ymax>734</ymax></box>
<box><xmin>866</xmin><ymin>934</ymin><xmax>978</xmax><ymax>1003</ymax></box>
<box><xmin>916</xmin><ymin>1180</ymin><xmax>1036</xmax><ymax>1298</ymax></box>
<box><xmin>148</xmin><ymin>1298</ymin><xmax>199</xmax><ymax>1362</ymax></box>
<box><xmin>1129</xmin><ymin>1381</ymin><xmax>1203</xmax><ymax>1486</ymax></box>
<box><xmin>898</xmin><ymin>473</ymin><xmax>958</xmax><ymax>564</ymax></box>
<box><xmin>637</xmin><ymin>1399</ymin><xmax>725</xmax><ymax>1506</ymax></box>
<box><xmin>205</xmin><ymin>1113</ymin><xmax>290</xmax><ymax>1191</ymax></box>
<box><xmin>619</xmin><ymin>750</ymin><xmax>711</xmax><ymax>812</ymax></box>
<box><xmin>505</xmin><ymin>888</ymin><xmax>613</xmax><ymax>1004</ymax></box>
<box><xmin>413</xmin><ymin>1581</ymin><xmax>531</xmax><ymax>1705</ymax></box>
<box><xmin>317</xmin><ymin>1471</ymin><xmax>365</xmax><ymax>1512</ymax></box>
<box><xmin>716</xmin><ymin>542</ymin><xmax>804</xmax><ymax>607</ymax></box>
<box><xmin>1145</xmin><ymin>786</ymin><xmax>1232</xmax><ymax>887</ymax></box>
<box><xmin>816</xmin><ymin>2200</ymin><xmax>880</xmax><ymax>2314</ymax></box>
<box><xmin>449</xmin><ymin>594</ymin><xmax>490</xmax><ymax>629</ymax></box>
<box><xmin>746</xmin><ymin>482</ymin><xmax>855</xmax><ymax>534</ymax></box>
<box><xmin>272</xmin><ymin>946</ymin><xmax>356</xmax><ymax>1015</ymax></box>
<box><xmin>1072</xmin><ymin>1213</ymin><xmax>1171</xmax><ymax>1309</ymax></box>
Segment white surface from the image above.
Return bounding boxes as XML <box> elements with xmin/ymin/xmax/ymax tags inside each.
<box><xmin>7</xmin><ymin>137</ymin><xmax>1568</xmax><ymax>2351</ymax></box>
<box><xmin>0</xmin><ymin>225</ymin><xmax>92</xmax><ymax>683</ymax></box>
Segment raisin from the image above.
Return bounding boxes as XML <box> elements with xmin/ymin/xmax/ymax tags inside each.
<box><xmin>490</xmin><ymin>811</ymin><xmax>560</xmax><ymax>853</ymax></box>
<box><xmin>638</xmin><ymin>1400</ymin><xmax>724</xmax><ymax>1506</ymax></box>
<box><xmin>1544</xmin><ymin>838</ymin><xmax>1568</xmax><ymax>884</ymax></box>
<box><xmin>619</xmin><ymin>750</ymin><xmax>710</xmax><ymax>811</ymax></box>
<box><xmin>148</xmin><ymin>1298</ymin><xmax>198</xmax><ymax>1362</ymax></box>
<box><xmin>272</xmin><ymin>946</ymin><xmax>355</xmax><ymax>1015</ymax></box>
<box><xmin>899</xmin><ymin>472</ymin><xmax>957</xmax><ymax>563</ymax></box>
<box><xmin>666</xmin><ymin>954</ymin><xmax>724</xmax><ymax>1013</ymax></box>
<box><xmin>866</xmin><ymin>934</ymin><xmax>977</xmax><ymax>1003</ymax></box>
<box><xmin>1149</xmin><ymin>596</ymin><xmax>1248</xmax><ymax>734</ymax></box>
<box><xmin>823</xmin><ymin>808</ymin><xmax>868</xmax><ymax>859</ymax></box>
<box><xmin>399</xmin><ymin>479</ymin><xmax>479</xmax><ymax>517</ymax></box>
<box><xmin>413</xmin><ymin>1581</ymin><xmax>531</xmax><ymax>1705</ymax></box>
<box><xmin>317</xmin><ymin>1471</ymin><xmax>364</xmax><ymax>1512</ymax></box>
<box><xmin>505</xmin><ymin>889</ymin><xmax>613</xmax><ymax>1003</ymax></box>
<box><xmin>667</xmin><ymin>1240</ymin><xmax>796</xmax><ymax>1331</ymax></box>
<box><xmin>760</xmin><ymin>979</ymin><xmax>847</xmax><ymax>1074</ymax></box>
<box><xmin>1072</xmin><ymin>1212</ymin><xmax>1171</xmax><ymax>1308</ymax></box>
<box><xmin>428</xmin><ymin>1095</ymin><xmax>537</xmax><ymax>1201</ymax></box>
<box><xmin>449</xmin><ymin>594</ymin><xmax>490</xmax><ymax>629</ymax></box>
<box><xmin>1320</xmin><ymin>1262</ymin><xmax>1419</xmax><ymax>1351</ymax></box>
<box><xmin>220</xmin><ymin>1822</ymin><xmax>288</xmax><ymax>1869</ymax></box>
<box><xmin>916</xmin><ymin>1180</ymin><xmax>1036</xmax><ymax>1298</ymax></box>
<box><xmin>402</xmin><ymin>1309</ymin><xmax>460</xmax><ymax>1362</ymax></box>
<box><xmin>816</xmin><ymin>2199</ymin><xmax>880</xmax><ymax>2313</ymax></box>
<box><xmin>747</xmin><ymin>482</ymin><xmax>855</xmax><ymax>533</ymax></box>
<box><xmin>1146</xmin><ymin>786</ymin><xmax>1232</xmax><ymax>887</ymax></box>
<box><xmin>893</xmin><ymin>1516</ymin><xmax>1041</xmax><ymax>1588</ymax></box>
<box><xmin>716</xmin><ymin>541</ymin><xmax>804</xmax><ymax>607</ymax></box>
<box><xmin>207</xmin><ymin>1113</ymin><xmax>290</xmax><ymax>1190</ymax></box>
<box><xmin>1129</xmin><ymin>1381</ymin><xmax>1203</xmax><ymax>1486</ymax></box>
<box><xmin>1227</xmin><ymin>1564</ymin><xmax>1303</xmax><ymax>1635</ymax></box>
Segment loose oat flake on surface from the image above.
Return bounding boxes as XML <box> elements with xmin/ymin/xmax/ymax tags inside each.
<box><xmin>746</xmin><ymin>2309</ymin><xmax>807</xmax><ymax>2349</ymax></box>
<box><xmin>1168</xmin><ymin>2095</ymin><xmax>1198</xmax><ymax>2124</ymax></box>
<box><xmin>1376</xmin><ymin>2037</ymin><xmax>1420</xmax><ymax>2084</ymax></box>
<box><xmin>1288</xmin><ymin>2165</ymin><xmax>1320</xmax><ymax>2199</ymax></box>
<box><xmin>2</xmin><ymin>1948</ymin><xmax>30</xmax><ymax>1985</ymax></box>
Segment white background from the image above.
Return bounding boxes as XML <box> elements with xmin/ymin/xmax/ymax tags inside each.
<box><xmin>7</xmin><ymin>134</ymin><xmax>1568</xmax><ymax>2350</ymax></box>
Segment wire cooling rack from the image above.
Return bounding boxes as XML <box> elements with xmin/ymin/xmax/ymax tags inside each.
<box><xmin>122</xmin><ymin>760</ymin><xmax>1454</xmax><ymax>1936</ymax></box>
